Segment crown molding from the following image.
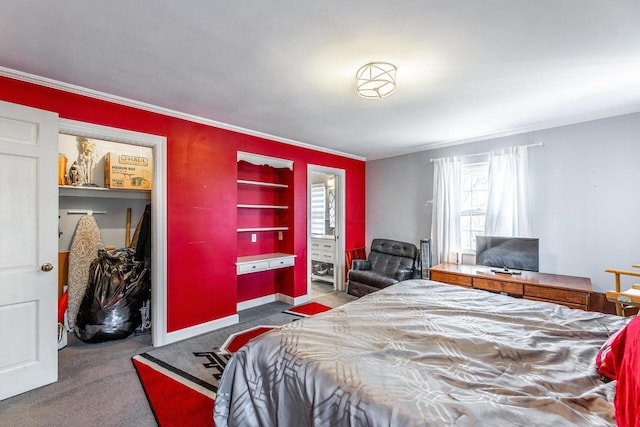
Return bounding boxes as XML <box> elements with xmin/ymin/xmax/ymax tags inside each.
<box><xmin>366</xmin><ymin>106</ymin><xmax>640</xmax><ymax>161</ymax></box>
<box><xmin>0</xmin><ymin>66</ymin><xmax>366</xmax><ymax>162</ymax></box>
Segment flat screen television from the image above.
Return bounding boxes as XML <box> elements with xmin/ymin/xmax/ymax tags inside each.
<box><xmin>475</xmin><ymin>236</ymin><xmax>539</xmax><ymax>272</ymax></box>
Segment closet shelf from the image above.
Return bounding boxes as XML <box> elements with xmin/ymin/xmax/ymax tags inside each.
<box><xmin>59</xmin><ymin>185</ymin><xmax>151</xmax><ymax>200</ymax></box>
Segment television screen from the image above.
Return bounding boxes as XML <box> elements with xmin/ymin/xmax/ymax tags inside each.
<box><xmin>476</xmin><ymin>236</ymin><xmax>539</xmax><ymax>272</ymax></box>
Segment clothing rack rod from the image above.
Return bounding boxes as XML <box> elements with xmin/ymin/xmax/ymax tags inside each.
<box><xmin>67</xmin><ymin>210</ymin><xmax>106</xmax><ymax>215</ymax></box>
<box><xmin>429</xmin><ymin>142</ymin><xmax>543</xmax><ymax>163</ymax></box>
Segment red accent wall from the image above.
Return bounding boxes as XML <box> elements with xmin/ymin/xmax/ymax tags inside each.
<box><xmin>0</xmin><ymin>76</ymin><xmax>366</xmax><ymax>332</ymax></box>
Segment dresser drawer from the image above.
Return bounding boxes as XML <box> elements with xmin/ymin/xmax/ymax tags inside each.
<box><xmin>237</xmin><ymin>260</ymin><xmax>269</xmax><ymax>274</ymax></box>
<box><xmin>524</xmin><ymin>284</ymin><xmax>589</xmax><ymax>305</ymax></box>
<box><xmin>321</xmin><ymin>241</ymin><xmax>335</xmax><ymax>251</ymax></box>
<box><xmin>269</xmin><ymin>257</ymin><xmax>295</xmax><ymax>269</ymax></box>
<box><xmin>320</xmin><ymin>252</ymin><xmax>334</xmax><ymax>262</ymax></box>
<box><xmin>430</xmin><ymin>271</ymin><xmax>472</xmax><ymax>287</ymax></box>
<box><xmin>473</xmin><ymin>278</ymin><xmax>523</xmax><ymax>296</ymax></box>
<box><xmin>524</xmin><ymin>296</ymin><xmax>587</xmax><ymax>311</ymax></box>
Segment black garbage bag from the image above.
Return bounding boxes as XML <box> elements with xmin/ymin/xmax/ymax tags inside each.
<box><xmin>75</xmin><ymin>248</ymin><xmax>150</xmax><ymax>343</ymax></box>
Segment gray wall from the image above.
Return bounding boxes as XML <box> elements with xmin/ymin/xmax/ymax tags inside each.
<box><xmin>366</xmin><ymin>112</ymin><xmax>640</xmax><ymax>293</ymax></box>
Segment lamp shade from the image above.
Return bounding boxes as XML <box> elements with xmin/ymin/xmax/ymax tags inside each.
<box><xmin>356</xmin><ymin>62</ymin><xmax>397</xmax><ymax>99</ymax></box>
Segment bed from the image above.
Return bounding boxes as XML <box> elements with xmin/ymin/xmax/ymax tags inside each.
<box><xmin>214</xmin><ymin>279</ymin><xmax>629</xmax><ymax>426</ymax></box>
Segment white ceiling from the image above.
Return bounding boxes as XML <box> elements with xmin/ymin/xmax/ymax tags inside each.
<box><xmin>2</xmin><ymin>1</ymin><xmax>640</xmax><ymax>160</ymax></box>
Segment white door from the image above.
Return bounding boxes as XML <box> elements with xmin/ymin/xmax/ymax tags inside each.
<box><xmin>0</xmin><ymin>101</ymin><xmax>58</xmax><ymax>400</ymax></box>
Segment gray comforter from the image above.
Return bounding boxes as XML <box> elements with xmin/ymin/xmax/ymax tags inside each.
<box><xmin>214</xmin><ymin>280</ymin><xmax>628</xmax><ymax>426</ymax></box>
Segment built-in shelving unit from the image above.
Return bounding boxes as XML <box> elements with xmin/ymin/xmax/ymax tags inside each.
<box><xmin>236</xmin><ymin>151</ymin><xmax>295</xmax><ymax>278</ymax></box>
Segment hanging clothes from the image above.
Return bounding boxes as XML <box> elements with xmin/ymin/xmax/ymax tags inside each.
<box><xmin>131</xmin><ymin>203</ymin><xmax>152</xmax><ymax>335</ymax></box>
<box><xmin>133</xmin><ymin>203</ymin><xmax>151</xmax><ymax>268</ymax></box>
<box><xmin>67</xmin><ymin>214</ymin><xmax>104</xmax><ymax>330</ymax></box>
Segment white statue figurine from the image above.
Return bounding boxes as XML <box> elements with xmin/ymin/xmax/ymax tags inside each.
<box><xmin>77</xmin><ymin>137</ymin><xmax>96</xmax><ymax>186</ymax></box>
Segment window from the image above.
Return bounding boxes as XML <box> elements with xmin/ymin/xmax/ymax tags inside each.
<box><xmin>310</xmin><ymin>183</ymin><xmax>326</xmax><ymax>235</ymax></box>
<box><xmin>460</xmin><ymin>162</ymin><xmax>488</xmax><ymax>252</ymax></box>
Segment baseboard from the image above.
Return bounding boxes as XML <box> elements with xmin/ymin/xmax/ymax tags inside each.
<box><xmin>237</xmin><ymin>293</ymin><xmax>311</xmax><ymax>310</ymax></box>
<box><xmin>278</xmin><ymin>293</ymin><xmax>311</xmax><ymax>306</ymax></box>
<box><xmin>164</xmin><ymin>291</ymin><xmax>314</xmax><ymax>345</ymax></box>
<box><xmin>164</xmin><ymin>313</ymin><xmax>239</xmax><ymax>345</ymax></box>
<box><xmin>237</xmin><ymin>294</ymin><xmax>279</xmax><ymax>311</ymax></box>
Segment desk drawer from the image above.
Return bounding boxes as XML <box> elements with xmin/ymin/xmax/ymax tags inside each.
<box><xmin>269</xmin><ymin>257</ymin><xmax>295</xmax><ymax>269</ymax></box>
<box><xmin>525</xmin><ymin>284</ymin><xmax>589</xmax><ymax>305</ymax></box>
<box><xmin>473</xmin><ymin>278</ymin><xmax>523</xmax><ymax>296</ymax></box>
<box><xmin>430</xmin><ymin>271</ymin><xmax>472</xmax><ymax>287</ymax></box>
<box><xmin>237</xmin><ymin>261</ymin><xmax>269</xmax><ymax>274</ymax></box>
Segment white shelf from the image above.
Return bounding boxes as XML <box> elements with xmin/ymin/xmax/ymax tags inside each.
<box><xmin>237</xmin><ymin>227</ymin><xmax>289</xmax><ymax>232</ymax></box>
<box><xmin>237</xmin><ymin>179</ymin><xmax>288</xmax><ymax>189</ymax></box>
<box><xmin>59</xmin><ymin>185</ymin><xmax>151</xmax><ymax>200</ymax></box>
<box><xmin>237</xmin><ymin>204</ymin><xmax>288</xmax><ymax>209</ymax></box>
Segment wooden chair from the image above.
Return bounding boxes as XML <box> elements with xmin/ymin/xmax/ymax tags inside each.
<box><xmin>605</xmin><ymin>265</ymin><xmax>640</xmax><ymax>316</ymax></box>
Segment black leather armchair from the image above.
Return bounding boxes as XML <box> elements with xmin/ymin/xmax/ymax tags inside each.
<box><xmin>347</xmin><ymin>238</ymin><xmax>419</xmax><ymax>297</ymax></box>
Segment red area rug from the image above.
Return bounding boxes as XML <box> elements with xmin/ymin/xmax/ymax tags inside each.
<box><xmin>132</xmin><ymin>326</ymin><xmax>279</xmax><ymax>426</ymax></box>
<box><xmin>132</xmin><ymin>354</ymin><xmax>215</xmax><ymax>427</ymax></box>
<box><xmin>132</xmin><ymin>305</ymin><xmax>330</xmax><ymax>426</ymax></box>
<box><xmin>284</xmin><ymin>301</ymin><xmax>332</xmax><ymax>317</ymax></box>
<box><xmin>220</xmin><ymin>325</ymin><xmax>276</xmax><ymax>353</ymax></box>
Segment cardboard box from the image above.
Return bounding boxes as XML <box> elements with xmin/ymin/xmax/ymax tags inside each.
<box><xmin>104</xmin><ymin>152</ymin><xmax>152</xmax><ymax>190</ymax></box>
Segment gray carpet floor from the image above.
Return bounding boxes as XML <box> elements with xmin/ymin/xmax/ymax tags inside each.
<box><xmin>0</xmin><ymin>284</ymin><xmax>354</xmax><ymax>426</ymax></box>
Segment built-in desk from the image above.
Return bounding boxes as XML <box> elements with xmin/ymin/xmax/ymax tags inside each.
<box><xmin>430</xmin><ymin>263</ymin><xmax>593</xmax><ymax>311</ymax></box>
<box><xmin>236</xmin><ymin>253</ymin><xmax>296</xmax><ymax>275</ymax></box>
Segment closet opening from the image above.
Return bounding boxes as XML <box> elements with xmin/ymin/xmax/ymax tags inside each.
<box><xmin>57</xmin><ymin>120</ymin><xmax>167</xmax><ymax>355</ymax></box>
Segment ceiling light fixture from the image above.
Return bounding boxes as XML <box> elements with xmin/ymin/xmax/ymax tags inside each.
<box><xmin>356</xmin><ymin>62</ymin><xmax>397</xmax><ymax>99</ymax></box>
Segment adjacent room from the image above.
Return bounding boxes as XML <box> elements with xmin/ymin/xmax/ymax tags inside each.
<box><xmin>1</xmin><ymin>1</ymin><xmax>639</xmax><ymax>426</ymax></box>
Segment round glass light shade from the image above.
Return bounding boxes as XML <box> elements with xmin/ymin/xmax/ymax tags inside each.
<box><xmin>356</xmin><ymin>62</ymin><xmax>397</xmax><ymax>99</ymax></box>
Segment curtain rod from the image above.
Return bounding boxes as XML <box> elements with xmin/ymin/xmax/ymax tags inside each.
<box><xmin>429</xmin><ymin>142</ymin><xmax>543</xmax><ymax>163</ymax></box>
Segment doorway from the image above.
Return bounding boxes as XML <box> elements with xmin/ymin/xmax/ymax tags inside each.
<box><xmin>307</xmin><ymin>165</ymin><xmax>346</xmax><ymax>297</ymax></box>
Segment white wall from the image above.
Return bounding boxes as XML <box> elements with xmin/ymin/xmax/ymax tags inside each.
<box><xmin>366</xmin><ymin>112</ymin><xmax>640</xmax><ymax>293</ymax></box>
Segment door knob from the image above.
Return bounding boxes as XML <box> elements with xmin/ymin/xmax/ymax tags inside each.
<box><xmin>41</xmin><ymin>263</ymin><xmax>54</xmax><ymax>272</ymax></box>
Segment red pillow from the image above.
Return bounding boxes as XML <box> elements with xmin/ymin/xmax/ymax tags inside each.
<box><xmin>597</xmin><ymin>316</ymin><xmax>640</xmax><ymax>427</ymax></box>
<box><xmin>596</xmin><ymin>326</ymin><xmax>624</xmax><ymax>382</ymax></box>
<box><xmin>613</xmin><ymin>316</ymin><xmax>640</xmax><ymax>427</ymax></box>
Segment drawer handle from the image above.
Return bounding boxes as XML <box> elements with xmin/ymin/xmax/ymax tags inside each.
<box><xmin>252</xmin><ymin>265</ymin><xmax>256</xmax><ymax>269</ymax></box>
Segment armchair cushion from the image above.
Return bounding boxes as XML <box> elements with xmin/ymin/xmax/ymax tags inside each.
<box><xmin>347</xmin><ymin>238</ymin><xmax>419</xmax><ymax>297</ymax></box>
<box><xmin>395</xmin><ymin>268</ymin><xmax>414</xmax><ymax>282</ymax></box>
<box><xmin>351</xmin><ymin>259</ymin><xmax>371</xmax><ymax>270</ymax></box>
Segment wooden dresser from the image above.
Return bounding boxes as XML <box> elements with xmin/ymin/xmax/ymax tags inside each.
<box><xmin>430</xmin><ymin>263</ymin><xmax>593</xmax><ymax>311</ymax></box>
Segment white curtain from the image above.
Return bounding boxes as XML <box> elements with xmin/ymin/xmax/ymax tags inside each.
<box><xmin>484</xmin><ymin>146</ymin><xmax>532</xmax><ymax>237</ymax></box>
<box><xmin>430</xmin><ymin>157</ymin><xmax>461</xmax><ymax>265</ymax></box>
